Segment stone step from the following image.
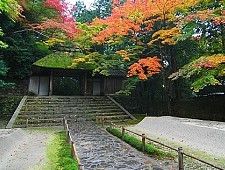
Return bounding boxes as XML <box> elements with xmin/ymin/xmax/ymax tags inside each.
<box><xmin>15</xmin><ymin>118</ymin><xmax>63</xmax><ymax>125</ymax></box>
<box><xmin>26</xmin><ymin>97</ymin><xmax>109</xmax><ymax>102</ymax></box>
<box><xmin>27</xmin><ymin>96</ymin><xmax>107</xmax><ymax>99</ymax></box>
<box><xmin>21</xmin><ymin>105</ymin><xmax>118</xmax><ymax>111</ymax></box>
<box><xmin>22</xmin><ymin>103</ymin><xmax>115</xmax><ymax>108</ymax></box>
<box><xmin>20</xmin><ymin>109</ymin><xmax>123</xmax><ymax>115</ymax></box>
<box><xmin>25</xmin><ymin>101</ymin><xmax>113</xmax><ymax>105</ymax></box>
<box><xmin>13</xmin><ymin>122</ymin><xmax>63</xmax><ymax>128</ymax></box>
<box><xmin>13</xmin><ymin>96</ymin><xmax>133</xmax><ymax>128</ymax></box>
<box><xmin>17</xmin><ymin>112</ymin><xmax>126</xmax><ymax>120</ymax></box>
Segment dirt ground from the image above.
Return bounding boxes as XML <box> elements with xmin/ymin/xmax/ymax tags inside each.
<box><xmin>0</xmin><ymin>127</ymin><xmax>60</xmax><ymax>170</ymax></box>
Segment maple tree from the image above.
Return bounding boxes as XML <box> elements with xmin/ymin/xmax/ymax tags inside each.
<box><xmin>89</xmin><ymin>0</ymin><xmax>200</xmax><ymax>80</ymax></box>
<box><xmin>72</xmin><ymin>0</ymin><xmax>225</xmax><ymax>97</ymax></box>
<box><xmin>31</xmin><ymin>0</ymin><xmax>78</xmax><ymax>39</ymax></box>
<box><xmin>127</xmin><ymin>57</ymin><xmax>162</xmax><ymax>80</ymax></box>
<box><xmin>169</xmin><ymin>54</ymin><xmax>225</xmax><ymax>92</ymax></box>
<box><xmin>167</xmin><ymin>0</ymin><xmax>225</xmax><ymax>93</ymax></box>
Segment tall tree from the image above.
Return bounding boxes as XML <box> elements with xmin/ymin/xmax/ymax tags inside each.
<box><xmin>169</xmin><ymin>0</ymin><xmax>225</xmax><ymax>93</ymax></box>
<box><xmin>73</xmin><ymin>0</ymin><xmax>113</xmax><ymax>23</ymax></box>
<box><xmin>0</xmin><ymin>0</ymin><xmax>23</xmax><ymax>87</ymax></box>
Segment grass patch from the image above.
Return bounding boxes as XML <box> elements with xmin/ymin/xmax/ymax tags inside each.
<box><xmin>119</xmin><ymin>114</ymin><xmax>146</xmax><ymax>125</ymax></box>
<box><xmin>45</xmin><ymin>130</ymin><xmax>78</xmax><ymax>170</ymax></box>
<box><xmin>106</xmin><ymin>127</ymin><xmax>160</xmax><ymax>156</ymax></box>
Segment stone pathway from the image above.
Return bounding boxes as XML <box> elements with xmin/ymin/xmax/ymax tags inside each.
<box><xmin>68</xmin><ymin>121</ymin><xmax>177</xmax><ymax>170</ymax></box>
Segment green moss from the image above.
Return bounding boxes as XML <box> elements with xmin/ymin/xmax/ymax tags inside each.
<box><xmin>45</xmin><ymin>130</ymin><xmax>78</xmax><ymax>170</ymax></box>
<box><xmin>34</xmin><ymin>52</ymin><xmax>75</xmax><ymax>69</ymax></box>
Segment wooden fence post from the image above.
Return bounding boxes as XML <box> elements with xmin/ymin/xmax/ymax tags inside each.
<box><xmin>67</xmin><ymin>130</ymin><xmax>70</xmax><ymax>144</ymax></box>
<box><xmin>122</xmin><ymin>127</ymin><xmax>125</xmax><ymax>141</ymax></box>
<box><xmin>71</xmin><ymin>141</ymin><xmax>75</xmax><ymax>159</ymax></box>
<box><xmin>142</xmin><ymin>134</ymin><xmax>146</xmax><ymax>152</ymax></box>
<box><xmin>101</xmin><ymin>117</ymin><xmax>104</xmax><ymax>128</ymax></box>
<box><xmin>178</xmin><ymin>147</ymin><xmax>184</xmax><ymax>170</ymax></box>
<box><xmin>63</xmin><ymin>117</ymin><xmax>65</xmax><ymax>130</ymax></box>
<box><xmin>96</xmin><ymin>116</ymin><xmax>99</xmax><ymax>124</ymax></box>
<box><xmin>26</xmin><ymin>119</ymin><xmax>28</xmax><ymax>128</ymax></box>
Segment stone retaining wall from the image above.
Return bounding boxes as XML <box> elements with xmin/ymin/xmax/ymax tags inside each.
<box><xmin>112</xmin><ymin>95</ymin><xmax>225</xmax><ymax>121</ymax></box>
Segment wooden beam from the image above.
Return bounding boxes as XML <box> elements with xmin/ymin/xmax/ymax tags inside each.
<box><xmin>84</xmin><ymin>72</ymin><xmax>87</xmax><ymax>96</ymax></box>
<box><xmin>49</xmin><ymin>70</ymin><xmax>53</xmax><ymax>96</ymax></box>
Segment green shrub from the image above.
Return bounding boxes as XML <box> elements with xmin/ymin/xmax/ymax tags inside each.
<box><xmin>106</xmin><ymin>127</ymin><xmax>158</xmax><ymax>156</ymax></box>
<box><xmin>108</xmin><ymin>127</ymin><xmax>123</xmax><ymax>138</ymax></box>
<box><xmin>145</xmin><ymin>144</ymin><xmax>156</xmax><ymax>154</ymax></box>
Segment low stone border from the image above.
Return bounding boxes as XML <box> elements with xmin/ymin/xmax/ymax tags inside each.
<box><xmin>107</xmin><ymin>95</ymin><xmax>136</xmax><ymax>120</ymax></box>
<box><xmin>6</xmin><ymin>96</ymin><xmax>27</xmax><ymax>129</ymax></box>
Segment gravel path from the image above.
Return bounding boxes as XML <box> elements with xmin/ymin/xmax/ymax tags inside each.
<box><xmin>0</xmin><ymin>128</ymin><xmax>56</xmax><ymax>170</ymax></box>
<box><xmin>128</xmin><ymin>116</ymin><xmax>225</xmax><ymax>158</ymax></box>
<box><xmin>68</xmin><ymin>120</ymin><xmax>178</xmax><ymax>170</ymax></box>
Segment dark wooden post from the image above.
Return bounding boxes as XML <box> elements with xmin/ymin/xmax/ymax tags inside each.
<box><xmin>101</xmin><ymin>117</ymin><xmax>104</xmax><ymax>128</ymax></box>
<box><xmin>142</xmin><ymin>134</ymin><xmax>146</xmax><ymax>152</ymax></box>
<box><xmin>122</xmin><ymin>127</ymin><xmax>125</xmax><ymax>141</ymax></box>
<box><xmin>71</xmin><ymin>141</ymin><xmax>75</xmax><ymax>159</ymax></box>
<box><xmin>96</xmin><ymin>116</ymin><xmax>99</xmax><ymax>124</ymax></box>
<box><xmin>63</xmin><ymin>117</ymin><xmax>65</xmax><ymax>130</ymax></box>
<box><xmin>26</xmin><ymin>119</ymin><xmax>28</xmax><ymax>128</ymax></box>
<box><xmin>109</xmin><ymin>122</ymin><xmax>112</xmax><ymax>130</ymax></box>
<box><xmin>178</xmin><ymin>147</ymin><xmax>184</xmax><ymax>170</ymax></box>
<box><xmin>84</xmin><ymin>72</ymin><xmax>87</xmax><ymax>96</ymax></box>
<box><xmin>67</xmin><ymin>130</ymin><xmax>70</xmax><ymax>143</ymax></box>
<box><xmin>49</xmin><ymin>70</ymin><xmax>53</xmax><ymax>96</ymax></box>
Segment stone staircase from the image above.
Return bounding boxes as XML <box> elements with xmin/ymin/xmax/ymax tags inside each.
<box><xmin>13</xmin><ymin>96</ymin><xmax>133</xmax><ymax>128</ymax></box>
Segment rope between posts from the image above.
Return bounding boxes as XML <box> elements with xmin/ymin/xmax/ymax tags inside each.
<box><xmin>106</xmin><ymin>121</ymin><xmax>224</xmax><ymax>170</ymax></box>
<box><xmin>183</xmin><ymin>152</ymin><xmax>224</xmax><ymax>170</ymax></box>
<box><xmin>123</xmin><ymin>128</ymin><xmax>143</xmax><ymax>137</ymax></box>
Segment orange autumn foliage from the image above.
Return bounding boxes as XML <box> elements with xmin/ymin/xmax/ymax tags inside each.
<box><xmin>147</xmin><ymin>0</ymin><xmax>198</xmax><ymax>20</ymax></box>
<box><xmin>92</xmin><ymin>0</ymin><xmax>152</xmax><ymax>43</ymax></box>
<box><xmin>149</xmin><ymin>27</ymin><xmax>181</xmax><ymax>45</ymax></box>
<box><xmin>127</xmin><ymin>57</ymin><xmax>162</xmax><ymax>80</ymax></box>
<box><xmin>92</xmin><ymin>0</ymin><xmax>199</xmax><ymax>44</ymax></box>
<box><xmin>182</xmin><ymin>9</ymin><xmax>225</xmax><ymax>26</ymax></box>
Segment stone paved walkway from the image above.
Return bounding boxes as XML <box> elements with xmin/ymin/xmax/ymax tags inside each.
<box><xmin>68</xmin><ymin>121</ymin><xmax>177</xmax><ymax>170</ymax></box>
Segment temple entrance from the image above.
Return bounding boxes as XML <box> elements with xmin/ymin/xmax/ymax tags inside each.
<box><xmin>86</xmin><ymin>78</ymin><xmax>102</xmax><ymax>96</ymax></box>
<box><xmin>52</xmin><ymin>77</ymin><xmax>81</xmax><ymax>96</ymax></box>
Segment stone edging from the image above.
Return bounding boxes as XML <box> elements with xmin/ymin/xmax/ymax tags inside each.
<box><xmin>107</xmin><ymin>95</ymin><xmax>136</xmax><ymax>120</ymax></box>
<box><xmin>6</xmin><ymin>96</ymin><xmax>27</xmax><ymax>129</ymax></box>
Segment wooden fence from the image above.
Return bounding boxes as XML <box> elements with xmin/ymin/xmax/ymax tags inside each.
<box><xmin>97</xmin><ymin>118</ymin><xmax>224</xmax><ymax>170</ymax></box>
<box><xmin>63</xmin><ymin>118</ymin><xmax>84</xmax><ymax>170</ymax></box>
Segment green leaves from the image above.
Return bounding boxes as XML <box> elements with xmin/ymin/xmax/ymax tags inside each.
<box><xmin>170</xmin><ymin>54</ymin><xmax>225</xmax><ymax>92</ymax></box>
<box><xmin>0</xmin><ymin>0</ymin><xmax>22</xmax><ymax>21</ymax></box>
<box><xmin>0</xmin><ymin>60</ymin><xmax>14</xmax><ymax>88</ymax></box>
<box><xmin>0</xmin><ymin>28</ymin><xmax>8</xmax><ymax>48</ymax></box>
<box><xmin>191</xmin><ymin>74</ymin><xmax>221</xmax><ymax>92</ymax></box>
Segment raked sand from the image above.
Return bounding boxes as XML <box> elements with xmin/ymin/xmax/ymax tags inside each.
<box><xmin>0</xmin><ymin>128</ymin><xmax>57</xmax><ymax>170</ymax></box>
<box><xmin>128</xmin><ymin>116</ymin><xmax>225</xmax><ymax>158</ymax></box>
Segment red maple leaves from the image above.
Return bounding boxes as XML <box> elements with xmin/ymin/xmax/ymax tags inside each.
<box><xmin>127</xmin><ymin>57</ymin><xmax>162</xmax><ymax>80</ymax></box>
<box><xmin>32</xmin><ymin>0</ymin><xmax>78</xmax><ymax>38</ymax></box>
